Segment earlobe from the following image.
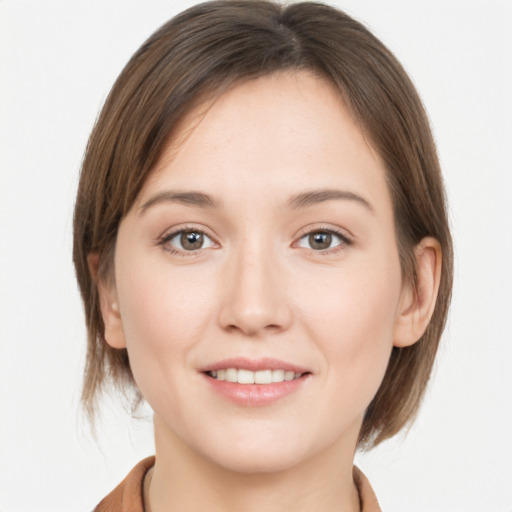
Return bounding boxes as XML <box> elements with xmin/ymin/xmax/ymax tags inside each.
<box><xmin>393</xmin><ymin>237</ymin><xmax>442</xmax><ymax>348</ymax></box>
<box><xmin>87</xmin><ymin>252</ymin><xmax>127</xmax><ymax>350</ymax></box>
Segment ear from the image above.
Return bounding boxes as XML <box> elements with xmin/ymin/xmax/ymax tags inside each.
<box><xmin>87</xmin><ymin>252</ymin><xmax>127</xmax><ymax>349</ymax></box>
<box><xmin>393</xmin><ymin>237</ymin><xmax>442</xmax><ymax>348</ymax></box>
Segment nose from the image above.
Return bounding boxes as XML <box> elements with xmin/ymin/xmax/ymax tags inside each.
<box><xmin>217</xmin><ymin>241</ymin><xmax>292</xmax><ymax>337</ymax></box>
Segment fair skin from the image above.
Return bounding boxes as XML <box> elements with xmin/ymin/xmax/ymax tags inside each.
<box><xmin>95</xmin><ymin>71</ymin><xmax>441</xmax><ymax>512</ymax></box>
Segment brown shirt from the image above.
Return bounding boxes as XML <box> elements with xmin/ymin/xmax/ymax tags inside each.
<box><xmin>94</xmin><ymin>456</ymin><xmax>382</xmax><ymax>512</ymax></box>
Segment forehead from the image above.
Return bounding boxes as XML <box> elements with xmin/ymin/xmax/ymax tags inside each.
<box><xmin>137</xmin><ymin>71</ymin><xmax>389</xmax><ymax>213</ymax></box>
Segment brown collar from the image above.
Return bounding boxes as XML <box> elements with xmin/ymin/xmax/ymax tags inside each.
<box><xmin>94</xmin><ymin>456</ymin><xmax>382</xmax><ymax>512</ymax></box>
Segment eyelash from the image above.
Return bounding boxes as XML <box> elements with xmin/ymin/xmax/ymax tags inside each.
<box><xmin>157</xmin><ymin>225</ymin><xmax>353</xmax><ymax>257</ymax></box>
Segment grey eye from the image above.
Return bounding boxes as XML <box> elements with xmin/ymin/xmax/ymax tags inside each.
<box><xmin>297</xmin><ymin>230</ymin><xmax>344</xmax><ymax>251</ymax></box>
<box><xmin>167</xmin><ymin>230</ymin><xmax>215</xmax><ymax>251</ymax></box>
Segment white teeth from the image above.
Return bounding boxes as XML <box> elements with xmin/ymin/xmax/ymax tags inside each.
<box><xmin>272</xmin><ymin>369</ymin><xmax>285</xmax><ymax>382</ymax></box>
<box><xmin>225</xmin><ymin>368</ymin><xmax>237</xmax><ymax>383</ymax></box>
<box><xmin>237</xmin><ymin>369</ymin><xmax>255</xmax><ymax>384</ymax></box>
<box><xmin>254</xmin><ymin>370</ymin><xmax>272</xmax><ymax>384</ymax></box>
<box><xmin>210</xmin><ymin>368</ymin><xmax>304</xmax><ymax>384</ymax></box>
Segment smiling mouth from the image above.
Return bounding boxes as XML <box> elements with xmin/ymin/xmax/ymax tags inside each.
<box><xmin>206</xmin><ymin>368</ymin><xmax>307</xmax><ymax>384</ymax></box>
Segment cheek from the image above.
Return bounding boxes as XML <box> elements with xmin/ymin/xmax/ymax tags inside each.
<box><xmin>114</xmin><ymin>253</ymin><xmax>215</xmax><ymax>391</ymax></box>
<box><xmin>301</xmin><ymin>255</ymin><xmax>402</xmax><ymax>405</ymax></box>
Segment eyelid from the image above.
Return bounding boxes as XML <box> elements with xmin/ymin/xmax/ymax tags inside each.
<box><xmin>295</xmin><ymin>224</ymin><xmax>353</xmax><ymax>243</ymax></box>
<box><xmin>157</xmin><ymin>225</ymin><xmax>218</xmax><ymax>256</ymax></box>
<box><xmin>293</xmin><ymin>225</ymin><xmax>353</xmax><ymax>254</ymax></box>
<box><xmin>157</xmin><ymin>224</ymin><xmax>353</xmax><ymax>257</ymax></box>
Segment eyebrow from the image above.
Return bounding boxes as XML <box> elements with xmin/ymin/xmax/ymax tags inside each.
<box><xmin>286</xmin><ymin>188</ymin><xmax>373</xmax><ymax>212</ymax></box>
<box><xmin>138</xmin><ymin>188</ymin><xmax>373</xmax><ymax>215</ymax></box>
<box><xmin>139</xmin><ymin>191</ymin><xmax>221</xmax><ymax>214</ymax></box>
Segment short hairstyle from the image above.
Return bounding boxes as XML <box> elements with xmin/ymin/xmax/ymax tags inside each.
<box><xmin>73</xmin><ymin>0</ymin><xmax>453</xmax><ymax>448</ymax></box>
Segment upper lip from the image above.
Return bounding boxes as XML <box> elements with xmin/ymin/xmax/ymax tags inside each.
<box><xmin>200</xmin><ymin>357</ymin><xmax>310</xmax><ymax>374</ymax></box>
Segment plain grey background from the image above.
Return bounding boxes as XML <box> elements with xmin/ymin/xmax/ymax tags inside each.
<box><xmin>1</xmin><ymin>1</ymin><xmax>511</xmax><ymax>510</ymax></box>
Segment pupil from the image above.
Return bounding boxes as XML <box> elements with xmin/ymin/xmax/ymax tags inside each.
<box><xmin>310</xmin><ymin>232</ymin><xmax>331</xmax><ymax>250</ymax></box>
<box><xmin>181</xmin><ymin>231</ymin><xmax>203</xmax><ymax>250</ymax></box>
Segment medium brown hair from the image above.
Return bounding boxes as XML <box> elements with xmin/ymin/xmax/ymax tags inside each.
<box><xmin>73</xmin><ymin>0</ymin><xmax>453</xmax><ymax>448</ymax></box>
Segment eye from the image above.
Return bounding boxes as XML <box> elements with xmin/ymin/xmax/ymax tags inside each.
<box><xmin>160</xmin><ymin>228</ymin><xmax>216</xmax><ymax>254</ymax></box>
<box><xmin>296</xmin><ymin>228</ymin><xmax>351</xmax><ymax>253</ymax></box>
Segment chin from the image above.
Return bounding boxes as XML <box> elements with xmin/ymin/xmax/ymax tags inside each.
<box><xmin>207</xmin><ymin>445</ymin><xmax>305</xmax><ymax>475</ymax></box>
<box><xmin>194</xmin><ymin>426</ymin><xmax>314</xmax><ymax>475</ymax></box>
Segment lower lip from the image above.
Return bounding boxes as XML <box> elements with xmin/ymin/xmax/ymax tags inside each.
<box><xmin>203</xmin><ymin>374</ymin><xmax>309</xmax><ymax>406</ymax></box>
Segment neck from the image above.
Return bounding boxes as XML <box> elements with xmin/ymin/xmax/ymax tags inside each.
<box><xmin>146</xmin><ymin>415</ymin><xmax>362</xmax><ymax>512</ymax></box>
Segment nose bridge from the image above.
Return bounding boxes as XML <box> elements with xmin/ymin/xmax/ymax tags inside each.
<box><xmin>218</xmin><ymin>231</ymin><xmax>291</xmax><ymax>336</ymax></box>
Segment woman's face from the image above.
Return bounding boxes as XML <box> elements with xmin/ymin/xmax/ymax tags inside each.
<box><xmin>107</xmin><ymin>71</ymin><xmax>409</xmax><ymax>472</ymax></box>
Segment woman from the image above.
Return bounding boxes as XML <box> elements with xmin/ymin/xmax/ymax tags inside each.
<box><xmin>73</xmin><ymin>1</ymin><xmax>453</xmax><ymax>510</ymax></box>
